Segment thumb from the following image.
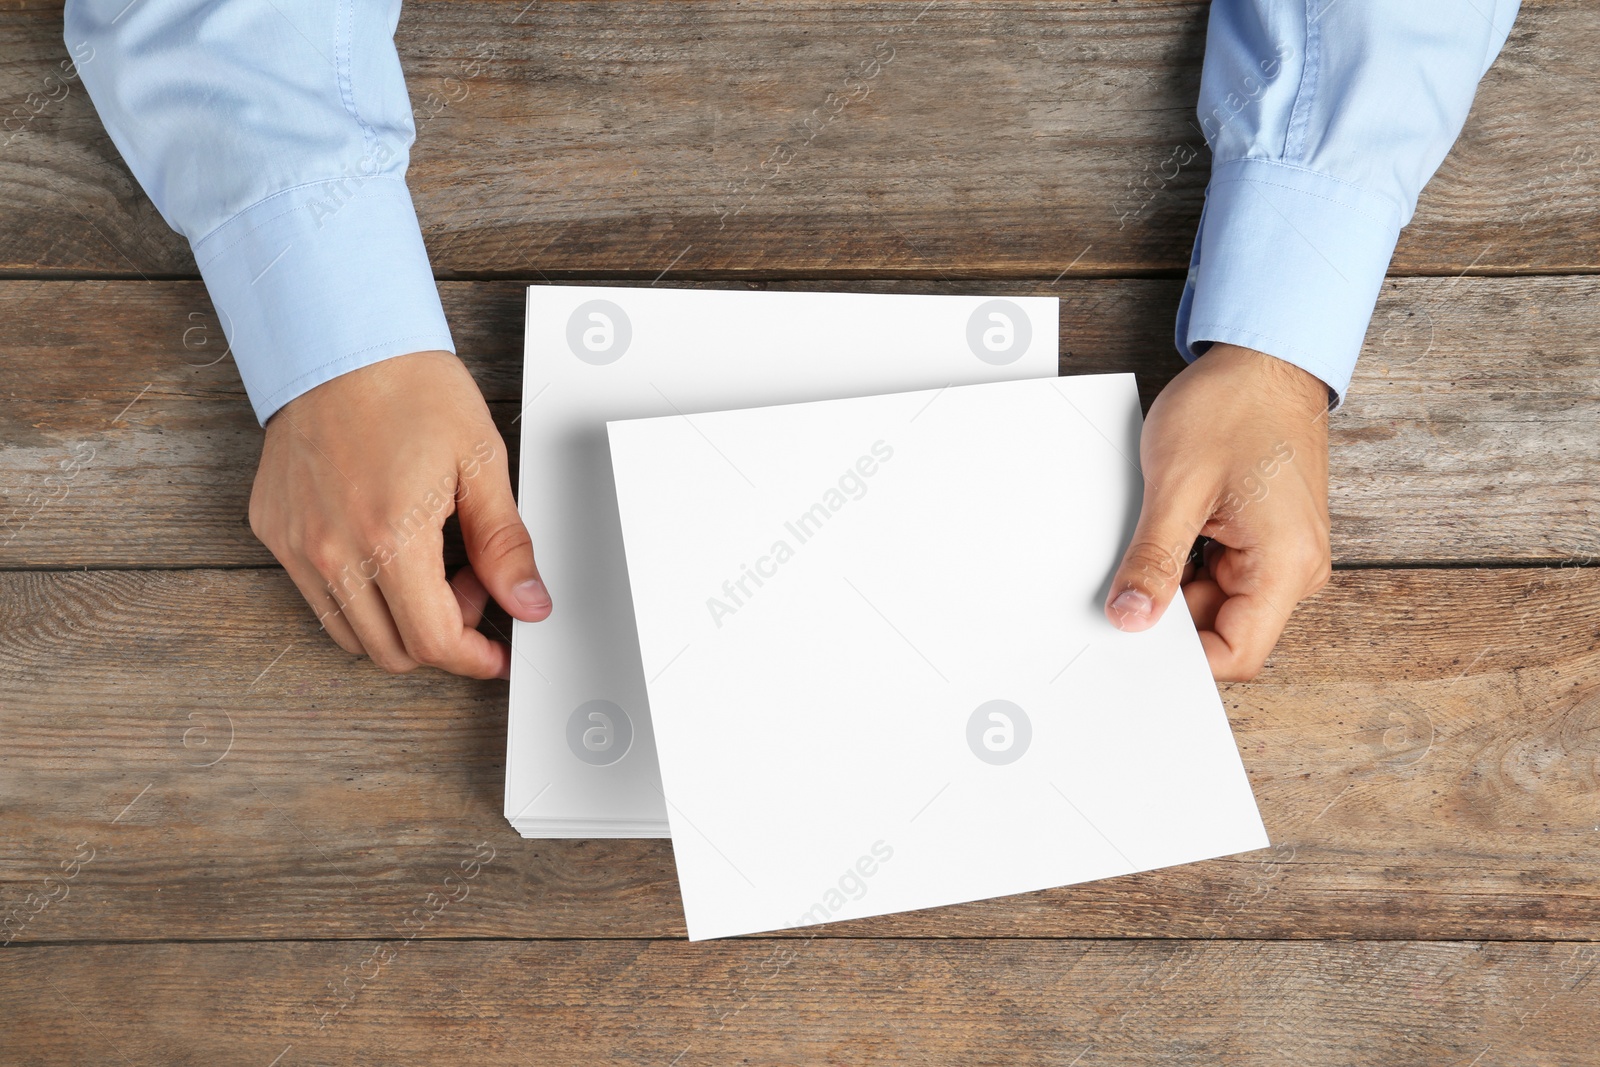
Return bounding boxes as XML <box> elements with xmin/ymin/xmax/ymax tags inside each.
<box><xmin>1105</xmin><ymin>479</ymin><xmax>1210</xmax><ymax>633</ymax></box>
<box><xmin>457</xmin><ymin>461</ymin><xmax>552</xmax><ymax>623</ymax></box>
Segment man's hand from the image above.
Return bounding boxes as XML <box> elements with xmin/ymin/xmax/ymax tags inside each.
<box><xmin>250</xmin><ymin>350</ymin><xmax>552</xmax><ymax>680</ymax></box>
<box><xmin>1104</xmin><ymin>343</ymin><xmax>1332</xmax><ymax>681</ymax></box>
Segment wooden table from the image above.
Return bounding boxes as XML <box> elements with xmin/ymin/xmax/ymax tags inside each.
<box><xmin>3</xmin><ymin>1</ymin><xmax>1598</xmax><ymax>1062</ymax></box>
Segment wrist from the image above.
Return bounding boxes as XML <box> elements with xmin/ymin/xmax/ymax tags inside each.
<box><xmin>1201</xmin><ymin>342</ymin><xmax>1332</xmax><ymax>418</ymax></box>
<box><xmin>267</xmin><ymin>349</ymin><xmax>458</xmax><ymax>429</ymax></box>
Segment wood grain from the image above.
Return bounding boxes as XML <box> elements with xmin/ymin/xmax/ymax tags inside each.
<box><xmin>2</xmin><ymin>566</ymin><xmax>1596</xmax><ymax>943</ymax></box>
<box><xmin>4</xmin><ymin>2</ymin><xmax>1597</xmax><ymax>1059</ymax></box>
<box><xmin>3</xmin><ymin>277</ymin><xmax>1597</xmax><ymax>568</ymax></box>
<box><xmin>1</xmin><ymin>1</ymin><xmax>1595</xmax><ymax>277</ymax></box>
<box><xmin>5</xmin><ymin>938</ymin><xmax>1600</xmax><ymax>1065</ymax></box>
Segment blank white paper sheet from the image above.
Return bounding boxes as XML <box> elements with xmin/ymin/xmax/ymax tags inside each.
<box><xmin>507</xmin><ymin>285</ymin><xmax>1058</xmax><ymax>837</ymax></box>
<box><xmin>607</xmin><ymin>373</ymin><xmax>1270</xmax><ymax>939</ymax></box>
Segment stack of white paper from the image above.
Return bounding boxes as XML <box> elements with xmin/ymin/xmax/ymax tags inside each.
<box><xmin>507</xmin><ymin>286</ymin><xmax>1059</xmax><ymax>836</ymax></box>
<box><xmin>606</xmin><ymin>374</ymin><xmax>1270</xmax><ymax>939</ymax></box>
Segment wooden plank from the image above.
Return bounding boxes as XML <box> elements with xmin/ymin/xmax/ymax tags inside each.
<box><xmin>2</xmin><ymin>566</ymin><xmax>1598</xmax><ymax>943</ymax></box>
<box><xmin>2</xmin><ymin>1</ymin><xmax>1596</xmax><ymax>277</ymax></box>
<box><xmin>1339</xmin><ymin>275</ymin><xmax>1600</xmax><ymax>562</ymax></box>
<box><xmin>4</xmin><ymin>939</ymin><xmax>1600</xmax><ymax>1064</ymax></box>
<box><xmin>2</xmin><ymin>277</ymin><xmax>1597</xmax><ymax>568</ymax></box>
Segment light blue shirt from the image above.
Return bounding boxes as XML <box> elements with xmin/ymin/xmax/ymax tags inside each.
<box><xmin>1177</xmin><ymin>0</ymin><xmax>1519</xmax><ymax>403</ymax></box>
<box><xmin>66</xmin><ymin>0</ymin><xmax>1520</xmax><ymax>424</ymax></box>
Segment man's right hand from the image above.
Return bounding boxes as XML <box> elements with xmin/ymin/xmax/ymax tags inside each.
<box><xmin>249</xmin><ymin>350</ymin><xmax>552</xmax><ymax>680</ymax></box>
<box><xmin>1103</xmin><ymin>343</ymin><xmax>1333</xmax><ymax>681</ymax></box>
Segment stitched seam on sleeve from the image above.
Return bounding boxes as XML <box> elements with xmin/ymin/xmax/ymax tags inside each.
<box><xmin>1282</xmin><ymin>0</ymin><xmax>1320</xmax><ymax>161</ymax></box>
<box><xmin>1208</xmin><ymin>161</ymin><xmax>1405</xmax><ymax>230</ymax></box>
<box><xmin>192</xmin><ymin>176</ymin><xmax>410</xmax><ymax>265</ymax></box>
<box><xmin>336</xmin><ymin>0</ymin><xmax>377</xmax><ymax>157</ymax></box>
<box><xmin>1188</xmin><ymin>322</ymin><xmax>1350</xmax><ymax>385</ymax></box>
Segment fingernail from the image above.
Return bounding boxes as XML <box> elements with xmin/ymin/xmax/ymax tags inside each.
<box><xmin>1110</xmin><ymin>589</ymin><xmax>1153</xmax><ymax>626</ymax></box>
<box><xmin>514</xmin><ymin>577</ymin><xmax>551</xmax><ymax>614</ymax></box>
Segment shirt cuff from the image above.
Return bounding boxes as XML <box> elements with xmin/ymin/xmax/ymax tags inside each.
<box><xmin>1174</xmin><ymin>157</ymin><xmax>1405</xmax><ymax>406</ymax></box>
<box><xmin>192</xmin><ymin>175</ymin><xmax>456</xmax><ymax>425</ymax></box>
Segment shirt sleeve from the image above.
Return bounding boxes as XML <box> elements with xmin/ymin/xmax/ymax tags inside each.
<box><xmin>1175</xmin><ymin>0</ymin><xmax>1521</xmax><ymax>404</ymax></box>
<box><xmin>65</xmin><ymin>0</ymin><xmax>456</xmax><ymax>425</ymax></box>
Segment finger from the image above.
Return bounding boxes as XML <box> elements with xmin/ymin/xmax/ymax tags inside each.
<box><xmin>1180</xmin><ymin>576</ymin><xmax>1228</xmax><ymax>633</ymax></box>
<box><xmin>1198</xmin><ymin>546</ymin><xmax>1305</xmax><ymax>682</ymax></box>
<box><xmin>1105</xmin><ymin>478</ymin><xmax>1214</xmax><ymax>633</ymax></box>
<box><xmin>457</xmin><ymin>443</ymin><xmax>552</xmax><ymax>623</ymax></box>
<box><xmin>281</xmin><ymin>557</ymin><xmax>364</xmax><ymax>657</ymax></box>
<box><xmin>324</xmin><ymin>559</ymin><xmax>420</xmax><ymax>675</ymax></box>
<box><xmin>376</xmin><ymin>536</ymin><xmax>511</xmax><ymax>680</ymax></box>
<box><xmin>449</xmin><ymin>564</ymin><xmax>493</xmax><ymax>630</ymax></box>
